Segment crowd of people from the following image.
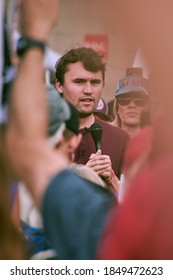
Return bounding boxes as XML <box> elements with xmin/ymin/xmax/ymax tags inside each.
<box><xmin>1</xmin><ymin>0</ymin><xmax>173</xmax><ymax>260</ymax></box>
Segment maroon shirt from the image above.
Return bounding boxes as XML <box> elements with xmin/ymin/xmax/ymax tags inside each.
<box><xmin>74</xmin><ymin>117</ymin><xmax>129</xmax><ymax>179</ymax></box>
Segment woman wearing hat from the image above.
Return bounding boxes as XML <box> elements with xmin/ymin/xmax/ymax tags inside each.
<box><xmin>111</xmin><ymin>68</ymin><xmax>151</xmax><ymax>138</ymax></box>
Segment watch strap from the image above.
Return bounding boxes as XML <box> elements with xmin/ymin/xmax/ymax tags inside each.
<box><xmin>17</xmin><ymin>36</ymin><xmax>46</xmax><ymax>57</ymax></box>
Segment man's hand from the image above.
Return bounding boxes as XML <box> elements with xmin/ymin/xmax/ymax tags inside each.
<box><xmin>86</xmin><ymin>150</ymin><xmax>119</xmax><ymax>193</ymax></box>
<box><xmin>86</xmin><ymin>149</ymin><xmax>112</xmax><ymax>176</ymax></box>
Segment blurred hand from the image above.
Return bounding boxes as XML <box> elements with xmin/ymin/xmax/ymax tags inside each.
<box><xmin>19</xmin><ymin>0</ymin><xmax>59</xmax><ymax>41</ymax></box>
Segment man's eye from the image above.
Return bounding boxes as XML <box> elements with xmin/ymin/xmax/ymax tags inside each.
<box><xmin>74</xmin><ymin>79</ymin><xmax>84</xmax><ymax>84</ymax></box>
<box><xmin>91</xmin><ymin>80</ymin><xmax>101</xmax><ymax>85</ymax></box>
<box><xmin>74</xmin><ymin>79</ymin><xmax>85</xmax><ymax>84</ymax></box>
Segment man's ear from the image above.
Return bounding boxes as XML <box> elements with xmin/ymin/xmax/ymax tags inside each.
<box><xmin>55</xmin><ymin>81</ymin><xmax>63</xmax><ymax>95</ymax></box>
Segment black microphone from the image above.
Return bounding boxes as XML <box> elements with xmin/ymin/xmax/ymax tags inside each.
<box><xmin>89</xmin><ymin>123</ymin><xmax>103</xmax><ymax>151</ymax></box>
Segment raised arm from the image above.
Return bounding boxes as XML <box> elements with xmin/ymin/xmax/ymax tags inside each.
<box><xmin>6</xmin><ymin>0</ymin><xmax>68</xmax><ymax>205</ymax></box>
<box><xmin>9</xmin><ymin>0</ymin><xmax>58</xmax><ymax>137</ymax></box>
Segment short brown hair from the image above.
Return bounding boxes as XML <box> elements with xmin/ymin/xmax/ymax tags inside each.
<box><xmin>55</xmin><ymin>47</ymin><xmax>106</xmax><ymax>85</ymax></box>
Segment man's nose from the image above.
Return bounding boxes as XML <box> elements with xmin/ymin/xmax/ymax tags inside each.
<box><xmin>83</xmin><ymin>82</ymin><xmax>93</xmax><ymax>93</ymax></box>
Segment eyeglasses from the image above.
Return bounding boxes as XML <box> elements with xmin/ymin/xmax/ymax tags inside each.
<box><xmin>117</xmin><ymin>96</ymin><xmax>148</xmax><ymax>107</ymax></box>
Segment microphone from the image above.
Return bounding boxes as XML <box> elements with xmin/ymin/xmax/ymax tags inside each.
<box><xmin>89</xmin><ymin>123</ymin><xmax>103</xmax><ymax>151</ymax></box>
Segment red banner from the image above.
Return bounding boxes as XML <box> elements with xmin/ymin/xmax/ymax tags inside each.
<box><xmin>84</xmin><ymin>34</ymin><xmax>108</xmax><ymax>61</ymax></box>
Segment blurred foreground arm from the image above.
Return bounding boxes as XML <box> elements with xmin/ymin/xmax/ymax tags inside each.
<box><xmin>6</xmin><ymin>0</ymin><xmax>67</xmax><ymax>205</ymax></box>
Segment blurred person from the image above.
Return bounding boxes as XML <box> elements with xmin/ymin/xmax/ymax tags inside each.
<box><xmin>0</xmin><ymin>0</ymin><xmax>25</xmax><ymax>260</ymax></box>
<box><xmin>97</xmin><ymin>0</ymin><xmax>173</xmax><ymax>260</ymax></box>
<box><xmin>111</xmin><ymin>67</ymin><xmax>150</xmax><ymax>138</ymax></box>
<box><xmin>55</xmin><ymin>47</ymin><xmax>129</xmax><ymax>193</ymax></box>
<box><xmin>117</xmin><ymin>125</ymin><xmax>153</xmax><ymax>203</ymax></box>
<box><xmin>0</xmin><ymin>129</ymin><xmax>24</xmax><ymax>259</ymax></box>
<box><xmin>97</xmin><ymin>119</ymin><xmax>173</xmax><ymax>260</ymax></box>
<box><xmin>18</xmin><ymin>84</ymin><xmax>80</xmax><ymax>259</ymax></box>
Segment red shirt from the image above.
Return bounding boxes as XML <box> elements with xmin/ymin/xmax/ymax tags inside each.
<box><xmin>97</xmin><ymin>157</ymin><xmax>173</xmax><ymax>259</ymax></box>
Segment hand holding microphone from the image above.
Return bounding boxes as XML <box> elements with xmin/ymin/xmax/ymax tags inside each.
<box><xmin>87</xmin><ymin>122</ymin><xmax>118</xmax><ymax>193</ymax></box>
<box><xmin>87</xmin><ymin>122</ymin><xmax>111</xmax><ymax>178</ymax></box>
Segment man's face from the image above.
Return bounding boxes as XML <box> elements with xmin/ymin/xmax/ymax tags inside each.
<box><xmin>117</xmin><ymin>93</ymin><xmax>149</xmax><ymax>127</ymax></box>
<box><xmin>56</xmin><ymin>62</ymin><xmax>104</xmax><ymax>116</ymax></box>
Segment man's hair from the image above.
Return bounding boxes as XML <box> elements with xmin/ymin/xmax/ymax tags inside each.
<box><xmin>55</xmin><ymin>47</ymin><xmax>106</xmax><ymax>85</ymax></box>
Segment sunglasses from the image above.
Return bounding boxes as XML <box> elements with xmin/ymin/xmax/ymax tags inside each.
<box><xmin>117</xmin><ymin>96</ymin><xmax>148</xmax><ymax>107</ymax></box>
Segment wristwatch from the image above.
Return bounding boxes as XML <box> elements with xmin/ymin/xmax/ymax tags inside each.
<box><xmin>16</xmin><ymin>36</ymin><xmax>46</xmax><ymax>57</ymax></box>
